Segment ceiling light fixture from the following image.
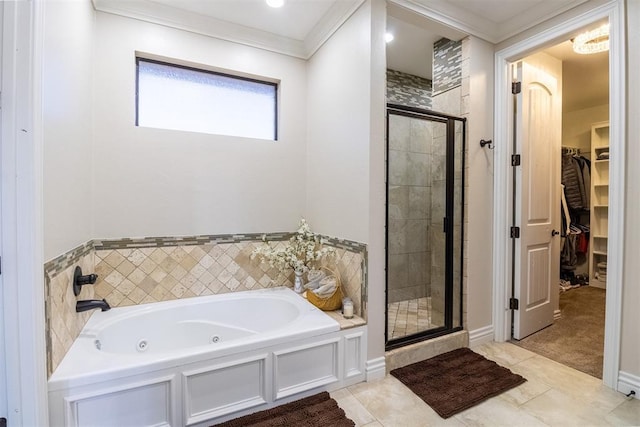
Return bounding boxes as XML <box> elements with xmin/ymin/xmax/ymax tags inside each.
<box><xmin>266</xmin><ymin>0</ymin><xmax>285</xmax><ymax>7</ymax></box>
<box><xmin>385</xmin><ymin>32</ymin><xmax>394</xmax><ymax>43</ymax></box>
<box><xmin>572</xmin><ymin>24</ymin><xmax>609</xmax><ymax>54</ymax></box>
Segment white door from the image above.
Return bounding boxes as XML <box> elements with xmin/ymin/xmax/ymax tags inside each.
<box><xmin>513</xmin><ymin>52</ymin><xmax>562</xmax><ymax>340</ymax></box>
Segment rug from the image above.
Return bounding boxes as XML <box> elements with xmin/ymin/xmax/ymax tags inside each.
<box><xmin>513</xmin><ymin>285</ymin><xmax>605</xmax><ymax>378</ymax></box>
<box><xmin>212</xmin><ymin>391</ymin><xmax>354</xmax><ymax>427</ymax></box>
<box><xmin>390</xmin><ymin>347</ymin><xmax>526</xmax><ymax>418</ymax></box>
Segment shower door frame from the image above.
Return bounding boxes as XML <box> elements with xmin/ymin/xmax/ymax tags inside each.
<box><xmin>385</xmin><ymin>104</ymin><xmax>466</xmax><ymax>351</ymax></box>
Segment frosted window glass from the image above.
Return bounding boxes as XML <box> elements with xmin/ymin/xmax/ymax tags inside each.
<box><xmin>137</xmin><ymin>59</ymin><xmax>277</xmax><ymax>140</ymax></box>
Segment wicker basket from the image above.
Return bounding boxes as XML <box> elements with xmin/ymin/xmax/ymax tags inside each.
<box><xmin>305</xmin><ymin>267</ymin><xmax>343</xmax><ymax>311</ymax></box>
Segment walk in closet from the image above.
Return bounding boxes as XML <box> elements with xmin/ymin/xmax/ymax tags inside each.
<box><xmin>560</xmin><ymin>121</ymin><xmax>609</xmax><ymax>289</ymax></box>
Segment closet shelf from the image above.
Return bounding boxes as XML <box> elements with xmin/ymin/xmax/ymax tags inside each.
<box><xmin>590</xmin><ymin>120</ymin><xmax>609</xmax><ymax>289</ymax></box>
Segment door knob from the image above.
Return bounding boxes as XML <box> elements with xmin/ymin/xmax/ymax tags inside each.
<box><xmin>551</xmin><ymin>229</ymin><xmax>560</xmax><ymax>236</ymax></box>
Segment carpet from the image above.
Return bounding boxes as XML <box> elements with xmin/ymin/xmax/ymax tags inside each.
<box><xmin>212</xmin><ymin>392</ymin><xmax>354</xmax><ymax>427</ymax></box>
<box><xmin>513</xmin><ymin>285</ymin><xmax>605</xmax><ymax>378</ymax></box>
<box><xmin>390</xmin><ymin>347</ymin><xmax>526</xmax><ymax>419</ymax></box>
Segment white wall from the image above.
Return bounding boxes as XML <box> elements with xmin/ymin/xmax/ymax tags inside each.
<box><xmin>621</xmin><ymin>0</ymin><xmax>640</xmax><ymax>385</ymax></box>
<box><xmin>306</xmin><ymin>0</ymin><xmax>386</xmax><ymax>361</ymax></box>
<box><xmin>43</xmin><ymin>0</ymin><xmax>95</xmax><ymax>260</ymax></box>
<box><xmin>562</xmin><ymin>104</ymin><xmax>609</xmax><ymax>154</ymax></box>
<box><xmin>367</xmin><ymin>0</ymin><xmax>387</xmax><ymax>363</ymax></box>
<box><xmin>465</xmin><ymin>36</ymin><xmax>495</xmax><ymax>336</ymax></box>
<box><xmin>305</xmin><ymin>2</ymin><xmax>371</xmax><ymax>244</ymax></box>
<box><xmin>93</xmin><ymin>12</ymin><xmax>308</xmax><ymax>239</ymax></box>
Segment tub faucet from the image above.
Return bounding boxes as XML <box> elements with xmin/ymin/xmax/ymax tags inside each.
<box><xmin>76</xmin><ymin>299</ymin><xmax>111</xmax><ymax>313</ymax></box>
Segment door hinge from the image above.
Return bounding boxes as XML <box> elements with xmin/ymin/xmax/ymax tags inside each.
<box><xmin>510</xmin><ymin>226</ymin><xmax>520</xmax><ymax>239</ymax></box>
<box><xmin>509</xmin><ymin>298</ymin><xmax>519</xmax><ymax>310</ymax></box>
<box><xmin>512</xmin><ymin>81</ymin><xmax>521</xmax><ymax>94</ymax></box>
<box><xmin>511</xmin><ymin>154</ymin><xmax>521</xmax><ymax>166</ymax></box>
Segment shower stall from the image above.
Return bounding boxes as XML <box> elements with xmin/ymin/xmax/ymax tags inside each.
<box><xmin>385</xmin><ymin>104</ymin><xmax>465</xmax><ymax>349</ymax></box>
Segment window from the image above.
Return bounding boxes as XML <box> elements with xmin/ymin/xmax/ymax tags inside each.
<box><xmin>136</xmin><ymin>58</ymin><xmax>278</xmax><ymax>140</ymax></box>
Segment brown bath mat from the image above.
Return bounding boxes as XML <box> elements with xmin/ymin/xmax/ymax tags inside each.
<box><xmin>390</xmin><ymin>347</ymin><xmax>526</xmax><ymax>418</ymax></box>
<box><xmin>212</xmin><ymin>391</ymin><xmax>354</xmax><ymax>427</ymax></box>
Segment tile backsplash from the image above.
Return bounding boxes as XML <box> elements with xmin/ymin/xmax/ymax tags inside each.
<box><xmin>44</xmin><ymin>233</ymin><xmax>366</xmax><ymax>376</ymax></box>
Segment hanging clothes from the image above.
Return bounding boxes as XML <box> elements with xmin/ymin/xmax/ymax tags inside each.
<box><xmin>561</xmin><ymin>154</ymin><xmax>590</xmax><ymax>211</ymax></box>
<box><xmin>562</xmin><ymin>154</ymin><xmax>584</xmax><ymax>210</ymax></box>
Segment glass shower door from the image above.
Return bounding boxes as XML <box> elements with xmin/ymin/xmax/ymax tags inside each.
<box><xmin>386</xmin><ymin>105</ymin><xmax>465</xmax><ymax>348</ymax></box>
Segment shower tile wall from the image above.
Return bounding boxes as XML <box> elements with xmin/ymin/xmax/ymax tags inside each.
<box><xmin>386</xmin><ymin>70</ymin><xmax>434</xmax><ymax>305</ymax></box>
<box><xmin>386</xmin><ymin>69</ymin><xmax>432</xmax><ymax>109</ymax></box>
<box><xmin>44</xmin><ymin>234</ymin><xmax>366</xmax><ymax>377</ymax></box>
<box><xmin>432</xmin><ymin>38</ymin><xmax>462</xmax><ymax>96</ymax></box>
<box><xmin>387</xmin><ymin>114</ymin><xmax>433</xmax><ymax>303</ymax></box>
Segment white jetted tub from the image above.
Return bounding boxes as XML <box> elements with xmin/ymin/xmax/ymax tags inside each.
<box><xmin>48</xmin><ymin>287</ymin><xmax>367</xmax><ymax>427</ymax></box>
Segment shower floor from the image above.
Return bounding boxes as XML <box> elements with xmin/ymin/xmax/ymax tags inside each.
<box><xmin>387</xmin><ymin>297</ymin><xmax>443</xmax><ymax>340</ymax></box>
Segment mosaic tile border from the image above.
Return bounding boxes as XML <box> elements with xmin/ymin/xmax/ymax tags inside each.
<box><xmin>94</xmin><ymin>232</ymin><xmax>290</xmax><ymax>250</ymax></box>
<box><xmin>44</xmin><ymin>240</ymin><xmax>94</xmax><ymax>279</ymax></box>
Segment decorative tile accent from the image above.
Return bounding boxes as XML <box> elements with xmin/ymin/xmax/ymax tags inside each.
<box><xmin>93</xmin><ymin>240</ymin><xmax>365</xmax><ymax>318</ymax></box>
<box><xmin>387</xmin><ymin>69</ymin><xmax>433</xmax><ymax>109</ymax></box>
<box><xmin>45</xmin><ymin>249</ymin><xmax>95</xmax><ymax>376</ymax></box>
<box><xmin>432</xmin><ymin>38</ymin><xmax>462</xmax><ymax>96</ymax></box>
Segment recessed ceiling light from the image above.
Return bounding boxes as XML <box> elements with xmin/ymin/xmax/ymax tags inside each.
<box><xmin>385</xmin><ymin>32</ymin><xmax>394</xmax><ymax>43</ymax></box>
<box><xmin>266</xmin><ymin>0</ymin><xmax>285</xmax><ymax>8</ymax></box>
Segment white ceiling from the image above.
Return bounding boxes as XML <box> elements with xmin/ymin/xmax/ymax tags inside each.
<box><xmin>94</xmin><ymin>0</ymin><xmax>608</xmax><ymax>110</ymax></box>
<box><xmin>94</xmin><ymin>0</ymin><xmax>591</xmax><ymax>58</ymax></box>
<box><xmin>544</xmin><ymin>40</ymin><xmax>609</xmax><ymax>112</ymax></box>
<box><xmin>147</xmin><ymin>0</ymin><xmax>336</xmax><ymax>41</ymax></box>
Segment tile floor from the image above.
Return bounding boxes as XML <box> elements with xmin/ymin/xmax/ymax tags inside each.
<box><xmin>387</xmin><ymin>297</ymin><xmax>443</xmax><ymax>340</ymax></box>
<box><xmin>330</xmin><ymin>342</ymin><xmax>640</xmax><ymax>426</ymax></box>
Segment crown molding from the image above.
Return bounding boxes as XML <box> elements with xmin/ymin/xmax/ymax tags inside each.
<box><xmin>389</xmin><ymin>0</ymin><xmax>589</xmax><ymax>44</ymax></box>
<box><xmin>92</xmin><ymin>0</ymin><xmax>364</xmax><ymax>60</ymax></box>
<box><xmin>497</xmin><ymin>0</ymin><xmax>590</xmax><ymax>43</ymax></box>
<box><xmin>389</xmin><ymin>0</ymin><xmax>498</xmax><ymax>42</ymax></box>
<box><xmin>304</xmin><ymin>0</ymin><xmax>366</xmax><ymax>58</ymax></box>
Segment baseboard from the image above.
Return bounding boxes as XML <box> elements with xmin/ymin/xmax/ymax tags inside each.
<box><xmin>469</xmin><ymin>325</ymin><xmax>494</xmax><ymax>347</ymax></box>
<box><xmin>618</xmin><ymin>371</ymin><xmax>640</xmax><ymax>399</ymax></box>
<box><xmin>365</xmin><ymin>357</ymin><xmax>386</xmax><ymax>381</ymax></box>
<box><xmin>554</xmin><ymin>309</ymin><xmax>562</xmax><ymax>320</ymax></box>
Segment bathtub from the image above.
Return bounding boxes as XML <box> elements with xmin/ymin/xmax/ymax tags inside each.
<box><xmin>48</xmin><ymin>287</ymin><xmax>367</xmax><ymax>427</ymax></box>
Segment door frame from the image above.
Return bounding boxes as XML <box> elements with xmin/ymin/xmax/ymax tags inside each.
<box><xmin>492</xmin><ymin>0</ymin><xmax>625</xmax><ymax>390</ymax></box>
<box><xmin>1</xmin><ymin>1</ymin><xmax>48</xmax><ymax>425</ymax></box>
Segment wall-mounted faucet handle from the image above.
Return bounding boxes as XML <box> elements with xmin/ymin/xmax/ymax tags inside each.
<box><xmin>73</xmin><ymin>266</ymin><xmax>99</xmax><ymax>296</ymax></box>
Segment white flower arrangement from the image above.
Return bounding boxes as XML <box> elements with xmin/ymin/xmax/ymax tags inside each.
<box><xmin>251</xmin><ymin>219</ymin><xmax>335</xmax><ymax>274</ymax></box>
